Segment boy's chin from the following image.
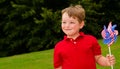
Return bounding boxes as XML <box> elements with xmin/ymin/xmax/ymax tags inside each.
<box><xmin>65</xmin><ymin>33</ymin><xmax>74</xmax><ymax>36</ymax></box>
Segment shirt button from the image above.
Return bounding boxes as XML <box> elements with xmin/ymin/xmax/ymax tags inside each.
<box><xmin>73</xmin><ymin>42</ymin><xmax>76</xmax><ymax>44</ymax></box>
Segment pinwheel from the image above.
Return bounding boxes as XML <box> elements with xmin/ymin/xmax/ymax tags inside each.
<box><xmin>101</xmin><ymin>22</ymin><xmax>118</xmax><ymax>69</ymax></box>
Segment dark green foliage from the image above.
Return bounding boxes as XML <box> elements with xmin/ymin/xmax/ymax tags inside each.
<box><xmin>0</xmin><ymin>0</ymin><xmax>63</xmax><ymax>57</ymax></box>
<box><xmin>27</xmin><ymin>7</ymin><xmax>62</xmax><ymax>52</ymax></box>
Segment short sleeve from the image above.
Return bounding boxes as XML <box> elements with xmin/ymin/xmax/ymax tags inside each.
<box><xmin>92</xmin><ymin>37</ymin><xmax>102</xmax><ymax>56</ymax></box>
<box><xmin>53</xmin><ymin>43</ymin><xmax>62</xmax><ymax>68</ymax></box>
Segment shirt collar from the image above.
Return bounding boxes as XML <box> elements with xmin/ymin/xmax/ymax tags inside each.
<box><xmin>64</xmin><ymin>32</ymin><xmax>85</xmax><ymax>41</ymax></box>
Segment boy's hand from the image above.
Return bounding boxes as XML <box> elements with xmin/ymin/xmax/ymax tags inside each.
<box><xmin>106</xmin><ymin>54</ymin><xmax>116</xmax><ymax>66</ymax></box>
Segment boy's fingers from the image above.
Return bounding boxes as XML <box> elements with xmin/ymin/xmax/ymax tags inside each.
<box><xmin>106</xmin><ymin>54</ymin><xmax>116</xmax><ymax>65</ymax></box>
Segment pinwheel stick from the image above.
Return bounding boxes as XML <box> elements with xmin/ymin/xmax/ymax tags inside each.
<box><xmin>108</xmin><ymin>46</ymin><xmax>113</xmax><ymax>69</ymax></box>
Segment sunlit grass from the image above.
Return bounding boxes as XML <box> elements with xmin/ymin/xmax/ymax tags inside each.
<box><xmin>0</xmin><ymin>49</ymin><xmax>54</xmax><ymax>69</ymax></box>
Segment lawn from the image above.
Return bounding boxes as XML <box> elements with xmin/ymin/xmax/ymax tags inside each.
<box><xmin>0</xmin><ymin>49</ymin><xmax>54</xmax><ymax>69</ymax></box>
<box><xmin>0</xmin><ymin>36</ymin><xmax>119</xmax><ymax>69</ymax></box>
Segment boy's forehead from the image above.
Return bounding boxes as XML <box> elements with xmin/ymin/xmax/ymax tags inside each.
<box><xmin>62</xmin><ymin>12</ymin><xmax>77</xmax><ymax>18</ymax></box>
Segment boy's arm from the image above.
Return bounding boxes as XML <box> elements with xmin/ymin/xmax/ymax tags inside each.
<box><xmin>95</xmin><ymin>55</ymin><xmax>115</xmax><ymax>66</ymax></box>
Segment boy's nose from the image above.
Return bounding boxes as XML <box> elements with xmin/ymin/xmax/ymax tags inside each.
<box><xmin>65</xmin><ymin>23</ymin><xmax>70</xmax><ymax>28</ymax></box>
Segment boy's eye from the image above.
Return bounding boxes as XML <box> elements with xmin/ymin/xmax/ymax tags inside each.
<box><xmin>70</xmin><ymin>22</ymin><xmax>75</xmax><ymax>24</ymax></box>
<box><xmin>62</xmin><ymin>22</ymin><xmax>66</xmax><ymax>24</ymax></box>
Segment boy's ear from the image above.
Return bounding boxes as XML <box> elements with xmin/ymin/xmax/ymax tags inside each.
<box><xmin>80</xmin><ymin>21</ymin><xmax>85</xmax><ymax>29</ymax></box>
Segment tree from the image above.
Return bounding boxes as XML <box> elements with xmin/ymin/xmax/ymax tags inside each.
<box><xmin>0</xmin><ymin>0</ymin><xmax>62</xmax><ymax>57</ymax></box>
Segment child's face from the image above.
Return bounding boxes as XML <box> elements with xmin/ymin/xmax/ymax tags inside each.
<box><xmin>61</xmin><ymin>12</ymin><xmax>84</xmax><ymax>38</ymax></box>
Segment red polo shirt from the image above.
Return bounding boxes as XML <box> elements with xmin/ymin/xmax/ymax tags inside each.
<box><xmin>54</xmin><ymin>32</ymin><xmax>101</xmax><ymax>69</ymax></box>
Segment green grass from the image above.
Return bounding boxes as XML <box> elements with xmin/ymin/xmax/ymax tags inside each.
<box><xmin>0</xmin><ymin>49</ymin><xmax>54</xmax><ymax>69</ymax></box>
<box><xmin>0</xmin><ymin>36</ymin><xmax>120</xmax><ymax>69</ymax></box>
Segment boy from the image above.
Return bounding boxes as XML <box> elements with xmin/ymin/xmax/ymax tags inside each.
<box><xmin>54</xmin><ymin>5</ymin><xmax>115</xmax><ymax>69</ymax></box>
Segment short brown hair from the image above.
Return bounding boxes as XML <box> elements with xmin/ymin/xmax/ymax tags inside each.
<box><xmin>62</xmin><ymin>5</ymin><xmax>85</xmax><ymax>22</ymax></box>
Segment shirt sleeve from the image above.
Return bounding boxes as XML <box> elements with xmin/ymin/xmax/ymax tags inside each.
<box><xmin>53</xmin><ymin>43</ymin><xmax>62</xmax><ymax>68</ymax></box>
<box><xmin>92</xmin><ymin>36</ymin><xmax>102</xmax><ymax>56</ymax></box>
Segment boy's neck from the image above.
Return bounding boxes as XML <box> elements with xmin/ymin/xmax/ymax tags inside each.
<box><xmin>67</xmin><ymin>33</ymin><xmax>80</xmax><ymax>40</ymax></box>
